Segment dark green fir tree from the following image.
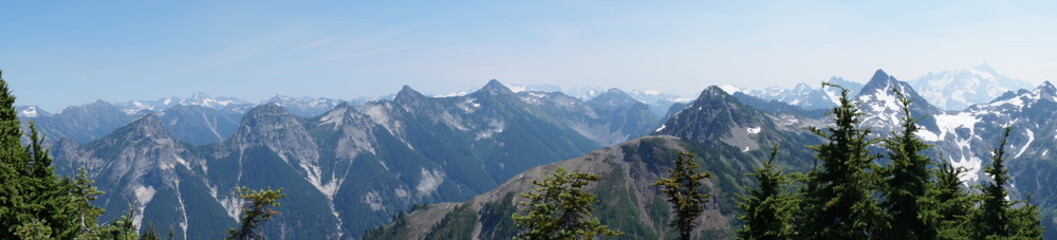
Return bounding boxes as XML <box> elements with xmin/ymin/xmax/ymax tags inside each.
<box><xmin>737</xmin><ymin>146</ymin><xmax>791</xmax><ymax>240</ymax></box>
<box><xmin>655</xmin><ymin>152</ymin><xmax>713</xmax><ymax>240</ymax></box>
<box><xmin>879</xmin><ymin>89</ymin><xmax>935</xmax><ymax>240</ymax></box>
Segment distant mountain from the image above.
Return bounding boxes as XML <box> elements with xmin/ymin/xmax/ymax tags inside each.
<box><xmin>730</xmin><ymin>92</ymin><xmax>828</xmax><ymax>119</ymax></box>
<box><xmin>732</xmin><ymin>76</ymin><xmax>864</xmax><ymax>110</ymax></box>
<box><xmin>16</xmin><ymin>105</ymin><xmax>50</xmax><ymax>118</ymax></box>
<box><xmin>160</xmin><ymin>105</ymin><xmax>243</xmax><ymax>145</ymax></box>
<box><xmin>911</xmin><ymin>64</ymin><xmax>1036</xmax><ymax>111</ymax></box>
<box><xmin>262</xmin><ymin>95</ymin><xmax>346</xmax><ymax>117</ymax></box>
<box><xmin>27</xmin><ymin>100</ymin><xmax>138</xmax><ymax>143</ymax></box>
<box><xmin>518</xmin><ymin>89</ymin><xmax>660</xmax><ymax>146</ymax></box>
<box><xmin>116</xmin><ymin>92</ymin><xmax>253</xmax><ymax>114</ymax></box>
<box><xmin>625</xmin><ymin>89</ymin><xmax>696</xmax><ymax>119</ymax></box>
<box><xmin>587</xmin><ymin>89</ymin><xmax>661</xmax><ymax>138</ymax></box>
<box><xmin>853</xmin><ymin>69</ymin><xmax>942</xmax><ymax>134</ymax></box>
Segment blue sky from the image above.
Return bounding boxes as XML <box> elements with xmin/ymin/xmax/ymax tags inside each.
<box><xmin>3</xmin><ymin>1</ymin><xmax>1057</xmax><ymax>111</ymax></box>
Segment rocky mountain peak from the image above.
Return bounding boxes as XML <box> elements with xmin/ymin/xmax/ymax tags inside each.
<box><xmin>699</xmin><ymin>85</ymin><xmax>735</xmax><ymax>102</ymax></box>
<box><xmin>587</xmin><ymin>88</ymin><xmax>640</xmax><ymax>109</ymax></box>
<box><xmin>119</xmin><ymin>114</ymin><xmax>173</xmax><ymax>140</ymax></box>
<box><xmin>395</xmin><ymin>85</ymin><xmax>428</xmax><ymax>105</ymax></box>
<box><xmin>479</xmin><ymin>79</ymin><xmax>516</xmax><ymax>96</ymax></box>
<box><xmin>862</xmin><ymin>69</ymin><xmax>894</xmax><ymax>92</ymax></box>
<box><xmin>655</xmin><ymin>85</ymin><xmax>771</xmax><ymax>145</ymax></box>
<box><xmin>244</xmin><ymin>103</ymin><xmax>289</xmax><ymax>117</ymax></box>
<box><xmin>232</xmin><ymin>103</ymin><xmax>316</xmax><ymax>148</ymax></box>
<box><xmin>1038</xmin><ymin>81</ymin><xmax>1056</xmax><ymax>96</ymax></box>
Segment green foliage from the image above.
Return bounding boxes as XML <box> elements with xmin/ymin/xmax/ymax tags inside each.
<box><xmin>654</xmin><ymin>152</ymin><xmax>712</xmax><ymax>240</ymax></box>
<box><xmin>513</xmin><ymin>167</ymin><xmax>623</xmax><ymax>239</ymax></box>
<box><xmin>797</xmin><ymin>82</ymin><xmax>885</xmax><ymax>239</ymax></box>
<box><xmin>970</xmin><ymin>127</ymin><xmax>1043</xmax><ymax>239</ymax></box>
<box><xmin>0</xmin><ymin>70</ymin><xmax>85</xmax><ymax>239</ymax></box>
<box><xmin>975</xmin><ymin>127</ymin><xmax>1014</xmax><ymax>239</ymax></box>
<box><xmin>139</xmin><ymin>222</ymin><xmax>162</xmax><ymax>240</ymax></box>
<box><xmin>79</xmin><ymin>209</ymin><xmax>140</xmax><ymax>240</ymax></box>
<box><xmin>73</xmin><ymin>166</ymin><xmax>106</xmax><ymax>236</ymax></box>
<box><xmin>15</xmin><ymin>219</ymin><xmax>53</xmax><ymax>240</ymax></box>
<box><xmin>737</xmin><ymin>146</ymin><xmax>792</xmax><ymax>240</ymax></box>
<box><xmin>879</xmin><ymin>88</ymin><xmax>935</xmax><ymax>240</ymax></box>
<box><xmin>227</xmin><ymin>187</ymin><xmax>286</xmax><ymax>240</ymax></box>
<box><xmin>928</xmin><ymin>162</ymin><xmax>975</xmax><ymax>239</ymax></box>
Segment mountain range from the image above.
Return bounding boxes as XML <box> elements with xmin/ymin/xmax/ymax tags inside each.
<box><xmin>20</xmin><ymin>66</ymin><xmax>1057</xmax><ymax>239</ymax></box>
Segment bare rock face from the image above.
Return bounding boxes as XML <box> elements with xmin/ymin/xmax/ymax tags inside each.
<box><xmin>230</xmin><ymin>103</ymin><xmax>321</xmax><ymax>170</ymax></box>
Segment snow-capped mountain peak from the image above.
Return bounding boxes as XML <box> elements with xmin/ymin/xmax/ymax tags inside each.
<box><xmin>911</xmin><ymin>64</ymin><xmax>1035</xmax><ymax>111</ymax></box>
<box><xmin>116</xmin><ymin>93</ymin><xmax>253</xmax><ymax>115</ymax></box>
<box><xmin>16</xmin><ymin>105</ymin><xmax>49</xmax><ymax>118</ymax></box>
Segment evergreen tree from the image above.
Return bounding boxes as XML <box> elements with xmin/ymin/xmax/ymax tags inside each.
<box><xmin>655</xmin><ymin>152</ymin><xmax>712</xmax><ymax>240</ymax></box>
<box><xmin>928</xmin><ymin>162</ymin><xmax>974</xmax><ymax>239</ymax></box>
<box><xmin>72</xmin><ymin>166</ymin><xmax>105</xmax><ymax>236</ymax></box>
<box><xmin>228</xmin><ymin>187</ymin><xmax>286</xmax><ymax>240</ymax></box>
<box><xmin>797</xmin><ymin>83</ymin><xmax>884</xmax><ymax>239</ymax></box>
<box><xmin>974</xmin><ymin>127</ymin><xmax>1013</xmax><ymax>239</ymax></box>
<box><xmin>512</xmin><ymin>167</ymin><xmax>623</xmax><ymax>240</ymax></box>
<box><xmin>139</xmin><ymin>222</ymin><xmax>162</xmax><ymax>240</ymax></box>
<box><xmin>971</xmin><ymin>127</ymin><xmax>1043</xmax><ymax>239</ymax></box>
<box><xmin>737</xmin><ymin>146</ymin><xmax>791</xmax><ymax>240</ymax></box>
<box><xmin>15</xmin><ymin>219</ymin><xmax>53</xmax><ymax>240</ymax></box>
<box><xmin>879</xmin><ymin>89</ymin><xmax>934</xmax><ymax>240</ymax></box>
<box><xmin>0</xmin><ymin>70</ymin><xmax>81</xmax><ymax>239</ymax></box>
<box><xmin>0</xmin><ymin>69</ymin><xmax>32</xmax><ymax>238</ymax></box>
<box><xmin>1007</xmin><ymin>195</ymin><xmax>1043</xmax><ymax>239</ymax></box>
<box><xmin>24</xmin><ymin>123</ymin><xmax>81</xmax><ymax>238</ymax></box>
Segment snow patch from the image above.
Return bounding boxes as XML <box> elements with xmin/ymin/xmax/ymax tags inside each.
<box><xmin>746</xmin><ymin>127</ymin><xmax>761</xmax><ymax>134</ymax></box>
<box><xmin>476</xmin><ymin>120</ymin><xmax>506</xmax><ymax>140</ymax></box>
<box><xmin>1014</xmin><ymin>129</ymin><xmax>1034</xmax><ymax>159</ymax></box>
<box><xmin>435</xmin><ymin>91</ymin><xmax>469</xmax><ymax>98</ymax></box>
<box><xmin>654</xmin><ymin>124</ymin><xmax>666</xmax><ymax>132</ymax></box>
<box><xmin>949</xmin><ymin>155</ymin><xmax>982</xmax><ymax>183</ymax></box>
<box><xmin>930</xmin><ymin>112</ymin><xmax>981</xmax><ymax>140</ymax></box>
<box><xmin>395</xmin><ymin>188</ymin><xmax>409</xmax><ymax>199</ymax></box>
<box><xmin>718</xmin><ymin>84</ymin><xmax>743</xmax><ymax>94</ymax></box>
<box><xmin>20</xmin><ymin>107</ymin><xmax>39</xmax><ymax>118</ymax></box>
<box><xmin>509</xmin><ymin>85</ymin><xmax>527</xmax><ymax>93</ymax></box>
<box><xmin>362</xmin><ymin>191</ymin><xmax>385</xmax><ymax>211</ymax></box>
<box><xmin>416</xmin><ymin>168</ymin><xmax>445</xmax><ymax>196</ymax></box>
<box><xmin>457</xmin><ymin>97</ymin><xmax>482</xmax><ymax>113</ymax></box>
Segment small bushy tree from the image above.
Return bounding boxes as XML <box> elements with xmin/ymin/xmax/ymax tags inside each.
<box><xmin>228</xmin><ymin>187</ymin><xmax>286</xmax><ymax>240</ymax></box>
<box><xmin>655</xmin><ymin>152</ymin><xmax>712</xmax><ymax>240</ymax></box>
<box><xmin>512</xmin><ymin>167</ymin><xmax>622</xmax><ymax>240</ymax></box>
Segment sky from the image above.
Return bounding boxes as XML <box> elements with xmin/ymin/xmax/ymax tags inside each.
<box><xmin>3</xmin><ymin>1</ymin><xmax>1057</xmax><ymax>111</ymax></box>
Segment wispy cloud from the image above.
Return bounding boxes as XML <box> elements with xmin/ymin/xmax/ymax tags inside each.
<box><xmin>188</xmin><ymin>28</ymin><xmax>304</xmax><ymax>73</ymax></box>
<box><xmin>294</xmin><ymin>36</ymin><xmax>340</xmax><ymax>51</ymax></box>
<box><xmin>325</xmin><ymin>47</ymin><xmax>401</xmax><ymax>60</ymax></box>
